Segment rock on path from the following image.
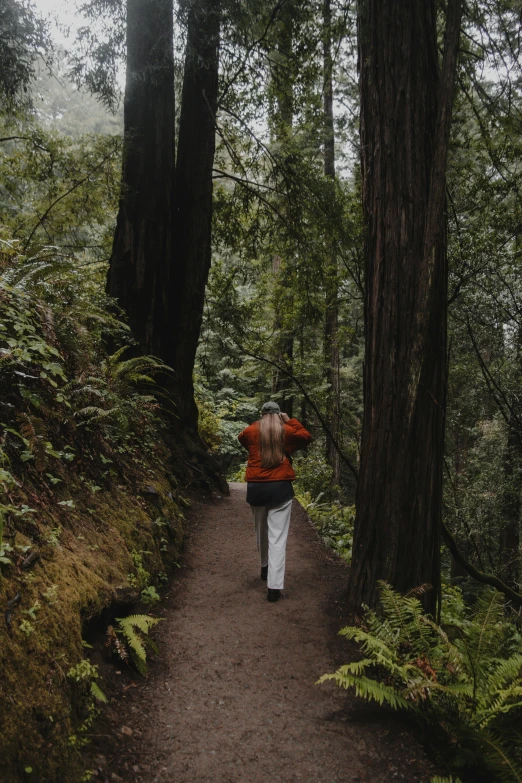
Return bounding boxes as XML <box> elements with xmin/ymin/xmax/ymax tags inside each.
<box><xmin>88</xmin><ymin>483</ymin><xmax>436</xmax><ymax>783</ymax></box>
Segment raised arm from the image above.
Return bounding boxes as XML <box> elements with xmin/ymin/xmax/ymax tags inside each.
<box><xmin>284</xmin><ymin>418</ymin><xmax>312</xmax><ymax>451</ymax></box>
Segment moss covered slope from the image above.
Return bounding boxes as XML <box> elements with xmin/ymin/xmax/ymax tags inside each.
<box><xmin>0</xmin><ymin>451</ymin><xmax>185</xmax><ymax>782</ymax></box>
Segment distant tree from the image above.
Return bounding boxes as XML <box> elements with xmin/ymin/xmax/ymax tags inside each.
<box><xmin>347</xmin><ymin>0</ymin><xmax>462</xmax><ymax>613</ymax></box>
<box><xmin>0</xmin><ymin>0</ymin><xmax>49</xmax><ymax>108</ymax></box>
<box><xmin>269</xmin><ymin>0</ymin><xmax>295</xmax><ymax>418</ymax></box>
<box><xmin>322</xmin><ymin>0</ymin><xmax>341</xmax><ymax>487</ymax></box>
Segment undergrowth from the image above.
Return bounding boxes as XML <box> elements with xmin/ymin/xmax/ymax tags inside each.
<box><xmin>0</xmin><ymin>235</ymin><xmax>185</xmax><ymax>782</ymax></box>
<box><xmin>294</xmin><ymin>446</ymin><xmax>355</xmax><ymax>563</ymax></box>
<box><xmin>296</xmin><ymin>489</ymin><xmax>355</xmax><ymax>564</ymax></box>
<box><xmin>319</xmin><ymin>582</ymin><xmax>522</xmax><ymax>783</ymax></box>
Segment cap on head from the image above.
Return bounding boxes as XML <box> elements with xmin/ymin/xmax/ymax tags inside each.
<box><xmin>261</xmin><ymin>401</ymin><xmax>281</xmax><ymax>415</ymax></box>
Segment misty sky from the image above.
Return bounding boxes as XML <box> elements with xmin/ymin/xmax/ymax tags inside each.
<box><xmin>33</xmin><ymin>0</ymin><xmax>81</xmax><ymax>44</ymax></box>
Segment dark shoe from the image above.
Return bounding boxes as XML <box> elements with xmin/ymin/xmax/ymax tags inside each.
<box><xmin>261</xmin><ymin>565</ymin><xmax>268</xmax><ymax>581</ymax></box>
<box><xmin>267</xmin><ymin>588</ymin><xmax>281</xmax><ymax>602</ymax></box>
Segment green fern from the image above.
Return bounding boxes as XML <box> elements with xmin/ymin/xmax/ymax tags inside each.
<box><xmin>114</xmin><ymin>614</ymin><xmax>161</xmax><ymax>675</ymax></box>
<box><xmin>104</xmin><ymin>347</ymin><xmax>172</xmax><ymax>391</ymax></box>
<box><xmin>90</xmin><ymin>681</ymin><xmax>108</xmax><ymax>704</ymax></box>
<box><xmin>319</xmin><ymin>582</ymin><xmax>522</xmax><ymax>782</ymax></box>
<box><xmin>430</xmin><ymin>777</ymin><xmax>464</xmax><ymax>783</ymax></box>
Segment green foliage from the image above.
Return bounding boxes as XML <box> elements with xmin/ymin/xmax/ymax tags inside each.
<box><xmin>227</xmin><ymin>461</ymin><xmax>247</xmax><ymax>482</ymax></box>
<box><xmin>0</xmin><ymin>234</ymin><xmax>174</xmax><ymax>525</ymax></box>
<box><xmin>0</xmin><ymin>0</ymin><xmax>50</xmax><ymax>109</ymax></box>
<box><xmin>431</xmin><ymin>778</ymin><xmax>463</xmax><ymax>783</ymax></box>
<box><xmin>0</xmin><ymin>120</ymin><xmax>121</xmax><ymax>256</ymax></box>
<box><xmin>67</xmin><ymin>658</ymin><xmax>108</xmax><ymax>748</ymax></box>
<box><xmin>293</xmin><ymin>444</ymin><xmax>354</xmax><ymax>562</ymax></box>
<box><xmin>127</xmin><ymin>550</ymin><xmax>151</xmax><ymax>591</ymax></box>
<box><xmin>109</xmin><ymin>614</ymin><xmax>161</xmax><ymax>676</ymax></box>
<box><xmin>194</xmin><ymin>375</ymin><xmax>255</xmax><ymax>459</ymax></box>
<box><xmin>140</xmin><ymin>585</ymin><xmax>160</xmax><ymax>605</ymax></box>
<box><xmin>67</xmin><ymin>658</ymin><xmax>107</xmax><ymax>704</ymax></box>
<box><xmin>319</xmin><ymin>582</ymin><xmax>522</xmax><ymax>783</ymax></box>
<box><xmin>196</xmin><ymin>393</ymin><xmax>222</xmax><ymax>453</ymax></box>
<box><xmin>297</xmin><ymin>489</ymin><xmax>354</xmax><ymax>564</ymax></box>
<box><xmin>293</xmin><ymin>444</ymin><xmax>334</xmax><ymax>500</ymax></box>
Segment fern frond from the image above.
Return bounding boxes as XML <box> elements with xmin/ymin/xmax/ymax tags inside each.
<box><xmin>377</xmin><ymin>581</ymin><xmax>435</xmax><ymax>658</ymax></box>
<box><xmin>75</xmin><ymin>406</ymin><xmax>117</xmax><ymax>420</ymax></box>
<box><xmin>318</xmin><ymin>667</ymin><xmax>412</xmax><ymax>710</ymax></box>
<box><xmin>117</xmin><ymin>614</ymin><xmax>160</xmax><ymax>634</ymax></box>
<box><xmin>115</xmin><ymin>614</ymin><xmax>161</xmax><ymax>676</ymax></box>
<box><xmin>406</xmin><ymin>583</ymin><xmax>433</xmax><ymax>599</ymax></box>
<box><xmin>90</xmin><ymin>681</ymin><xmax>108</xmax><ymax>703</ymax></box>
<box><xmin>486</xmin><ymin>654</ymin><xmax>522</xmax><ymax>694</ymax></box>
<box><xmin>430</xmin><ymin>777</ymin><xmax>464</xmax><ymax>783</ymax></box>
<box><xmin>469</xmin><ymin>590</ymin><xmax>506</xmax><ymax>665</ymax></box>
<box><xmin>17</xmin><ymin>413</ymin><xmax>47</xmax><ymax>471</ymax></box>
<box><xmin>476</xmin><ymin>728</ymin><xmax>522</xmax><ymax>783</ymax></box>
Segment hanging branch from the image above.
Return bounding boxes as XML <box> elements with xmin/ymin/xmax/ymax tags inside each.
<box><xmin>441</xmin><ymin>519</ymin><xmax>522</xmax><ymax>606</ymax></box>
<box><xmin>22</xmin><ymin>146</ymin><xmax>119</xmax><ymax>252</ymax></box>
<box><xmin>465</xmin><ymin>315</ymin><xmax>522</xmax><ymax>450</ymax></box>
<box><xmin>0</xmin><ymin>136</ymin><xmax>50</xmax><ymax>153</ymax></box>
<box><xmin>443</xmin><ymin>456</ymin><xmax>484</xmax><ymax>568</ymax></box>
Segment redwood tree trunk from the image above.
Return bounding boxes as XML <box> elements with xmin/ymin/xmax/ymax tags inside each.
<box><xmin>501</xmin><ymin>416</ymin><xmax>522</xmax><ymax>589</ymax></box>
<box><xmin>270</xmin><ymin>4</ymin><xmax>295</xmax><ymax>417</ymax></box>
<box><xmin>347</xmin><ymin>0</ymin><xmax>462</xmax><ymax>613</ymax></box>
<box><xmin>323</xmin><ymin>0</ymin><xmax>341</xmax><ymax>487</ymax></box>
<box><xmin>171</xmin><ymin>0</ymin><xmax>220</xmax><ymax>430</ymax></box>
<box><xmin>107</xmin><ymin>0</ymin><xmax>175</xmax><ymax>359</ymax></box>
<box><xmin>271</xmin><ymin>256</ymin><xmax>294</xmax><ymax>418</ymax></box>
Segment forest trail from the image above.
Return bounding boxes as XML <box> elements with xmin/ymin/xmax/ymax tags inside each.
<box><xmin>89</xmin><ymin>484</ymin><xmax>435</xmax><ymax>783</ymax></box>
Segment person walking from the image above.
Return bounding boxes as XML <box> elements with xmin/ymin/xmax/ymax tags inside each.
<box><xmin>238</xmin><ymin>401</ymin><xmax>312</xmax><ymax>602</ymax></box>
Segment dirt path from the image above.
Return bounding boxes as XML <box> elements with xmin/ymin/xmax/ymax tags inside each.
<box><xmin>89</xmin><ymin>484</ymin><xmax>436</xmax><ymax>783</ymax></box>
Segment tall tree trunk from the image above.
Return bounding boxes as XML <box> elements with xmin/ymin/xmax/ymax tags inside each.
<box><xmin>107</xmin><ymin>0</ymin><xmax>174</xmax><ymax>358</ymax></box>
<box><xmin>271</xmin><ymin>254</ymin><xmax>294</xmax><ymax>418</ymax></box>
<box><xmin>323</xmin><ymin>0</ymin><xmax>341</xmax><ymax>487</ymax></box>
<box><xmin>270</xmin><ymin>4</ymin><xmax>294</xmax><ymax>416</ymax></box>
<box><xmin>449</xmin><ymin>426</ymin><xmax>469</xmax><ymax>579</ymax></box>
<box><xmin>347</xmin><ymin>0</ymin><xmax>462</xmax><ymax>613</ymax></box>
<box><xmin>171</xmin><ymin>0</ymin><xmax>220</xmax><ymax>431</ymax></box>
<box><xmin>501</xmin><ymin>410</ymin><xmax>522</xmax><ymax>588</ymax></box>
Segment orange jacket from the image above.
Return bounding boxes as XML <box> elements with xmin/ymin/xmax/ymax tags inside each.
<box><xmin>238</xmin><ymin>418</ymin><xmax>312</xmax><ymax>482</ymax></box>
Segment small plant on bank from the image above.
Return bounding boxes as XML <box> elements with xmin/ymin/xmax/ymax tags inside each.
<box><xmin>67</xmin><ymin>658</ymin><xmax>107</xmax><ymax>705</ymax></box>
<box><xmin>127</xmin><ymin>549</ymin><xmax>152</xmax><ymax>590</ymax></box>
<box><xmin>66</xmin><ymin>659</ymin><xmax>107</xmax><ymax>750</ymax></box>
<box><xmin>319</xmin><ymin>582</ymin><xmax>522</xmax><ymax>783</ymax></box>
<box><xmin>106</xmin><ymin>614</ymin><xmax>161</xmax><ymax>675</ymax></box>
<box><xmin>141</xmin><ymin>585</ymin><xmax>161</xmax><ymax>605</ymax></box>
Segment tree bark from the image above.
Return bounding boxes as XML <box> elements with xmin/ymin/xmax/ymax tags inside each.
<box><xmin>107</xmin><ymin>0</ymin><xmax>175</xmax><ymax>359</ymax></box>
<box><xmin>347</xmin><ymin>0</ymin><xmax>462</xmax><ymax>614</ymax></box>
<box><xmin>271</xmin><ymin>255</ymin><xmax>294</xmax><ymax>418</ymax></box>
<box><xmin>269</xmin><ymin>4</ymin><xmax>295</xmax><ymax>417</ymax></box>
<box><xmin>171</xmin><ymin>0</ymin><xmax>220</xmax><ymax>431</ymax></box>
<box><xmin>500</xmin><ymin>417</ymin><xmax>522</xmax><ymax>589</ymax></box>
<box><xmin>323</xmin><ymin>0</ymin><xmax>341</xmax><ymax>487</ymax></box>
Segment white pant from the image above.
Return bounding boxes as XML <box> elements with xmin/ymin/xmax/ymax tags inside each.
<box><xmin>251</xmin><ymin>499</ymin><xmax>292</xmax><ymax>590</ymax></box>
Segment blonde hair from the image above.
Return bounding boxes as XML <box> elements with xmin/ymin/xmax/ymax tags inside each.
<box><xmin>258</xmin><ymin>413</ymin><xmax>285</xmax><ymax>468</ymax></box>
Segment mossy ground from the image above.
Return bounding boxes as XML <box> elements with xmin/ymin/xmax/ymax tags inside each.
<box><xmin>0</xmin><ymin>457</ymin><xmax>185</xmax><ymax>783</ymax></box>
